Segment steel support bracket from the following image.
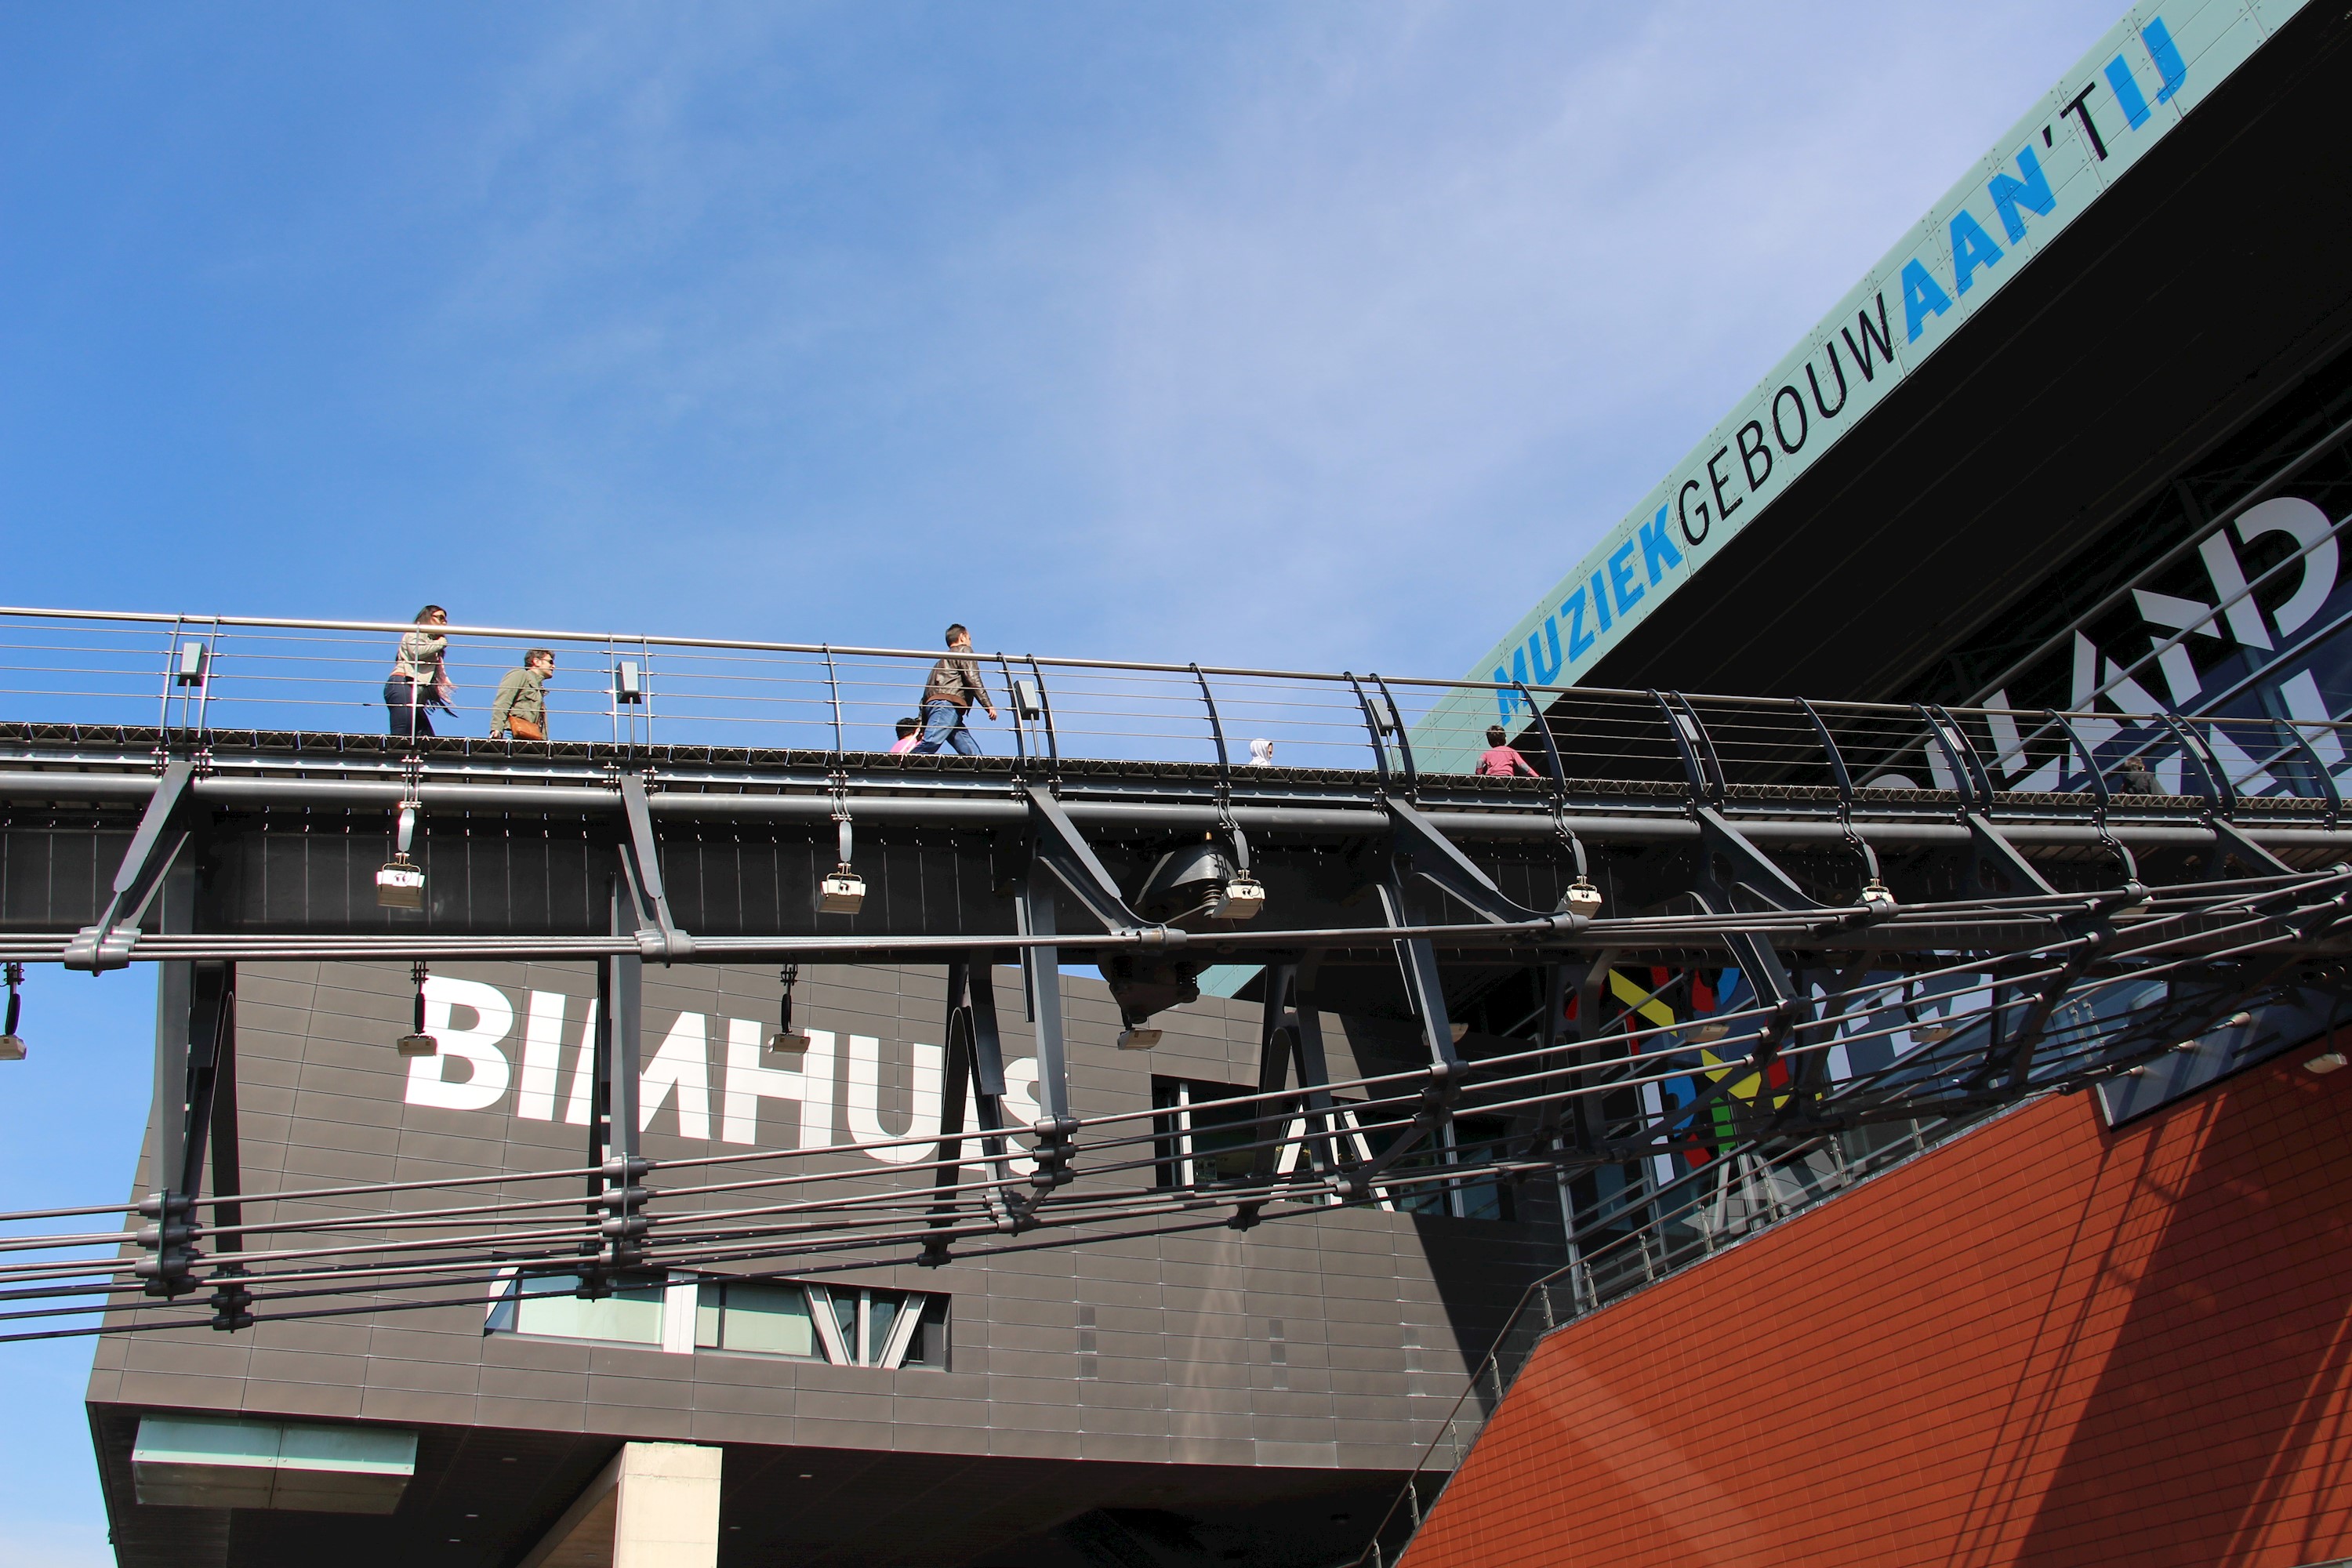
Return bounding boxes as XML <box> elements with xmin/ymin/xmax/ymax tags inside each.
<box><xmin>2208</xmin><ymin>816</ymin><xmax>2295</xmax><ymax>880</ymax></box>
<box><xmin>617</xmin><ymin>773</ymin><xmax>694</xmax><ymax>961</ymax></box>
<box><xmin>1963</xmin><ymin>811</ymin><xmax>2060</xmax><ymax>898</ymax></box>
<box><xmin>1385</xmin><ymin>797</ymin><xmax>1584</xmax><ymax>931</ymax></box>
<box><xmin>1694</xmin><ymin>805</ymin><xmax>1822</xmax><ymax>913</ymax></box>
<box><xmin>1024</xmin><ymin>784</ymin><xmax>1149</xmax><ymax>936</ymax></box>
<box><xmin>66</xmin><ymin>760</ymin><xmax>198</xmax><ymax>971</ymax></box>
<box><xmin>1376</xmin><ymin>871</ymin><xmax>1466</xmax><ymax>1073</ymax></box>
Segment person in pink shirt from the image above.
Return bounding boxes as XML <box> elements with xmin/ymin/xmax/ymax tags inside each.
<box><xmin>888</xmin><ymin>716</ymin><xmax>922</xmax><ymax>754</ymax></box>
<box><xmin>1475</xmin><ymin>723</ymin><xmax>1540</xmax><ymax>777</ymax></box>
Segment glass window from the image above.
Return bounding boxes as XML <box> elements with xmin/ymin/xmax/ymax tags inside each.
<box><xmin>1348</xmin><ymin>1107</ymin><xmax>1517</xmax><ymax>1221</ymax></box>
<box><xmin>508</xmin><ymin>1275</ymin><xmax>664</xmax><ymax>1345</ymax></box>
<box><xmin>1151</xmin><ymin>1078</ymin><xmax>1264</xmax><ymax>1188</ymax></box>
<box><xmin>695</xmin><ymin>1281</ymin><xmax>819</xmax><ymax>1359</ymax></box>
<box><xmin>900</xmin><ymin>1296</ymin><xmax>951</xmax><ymax>1370</ymax></box>
<box><xmin>492</xmin><ymin>1270</ymin><xmax>948</xmax><ymax>1368</ymax></box>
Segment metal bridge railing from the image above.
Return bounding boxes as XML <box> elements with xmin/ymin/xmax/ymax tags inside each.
<box><xmin>2</xmin><ymin>605</ymin><xmax>2348</xmax><ymax>810</ymax></box>
<box><xmin>1353</xmin><ymin>1106</ymin><xmax>2007</xmax><ymax>1568</ymax></box>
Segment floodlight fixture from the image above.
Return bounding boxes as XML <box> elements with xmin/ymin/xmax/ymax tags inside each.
<box><xmin>1210</xmin><ymin>873</ymin><xmax>1265</xmax><ymax>920</ymax></box>
<box><xmin>819</xmin><ymin>866</ymin><xmax>866</xmax><ymax>915</ymax></box>
<box><xmin>767</xmin><ymin>964</ymin><xmax>811</xmax><ymax>1057</ymax></box>
<box><xmin>397</xmin><ymin>961</ymin><xmax>438</xmax><ymax>1057</ymax></box>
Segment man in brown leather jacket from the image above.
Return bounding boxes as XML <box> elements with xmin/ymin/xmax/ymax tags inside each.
<box><xmin>911</xmin><ymin>624</ymin><xmax>999</xmax><ymax>755</ymax></box>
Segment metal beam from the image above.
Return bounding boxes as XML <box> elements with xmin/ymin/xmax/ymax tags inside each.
<box><xmin>64</xmin><ymin>759</ymin><xmax>198</xmax><ymax>971</ymax></box>
<box><xmin>1385</xmin><ymin>798</ymin><xmax>1583</xmax><ymax>930</ymax></box>
<box><xmin>140</xmin><ymin>864</ymin><xmax>201</xmax><ymax>1298</ymax></box>
<box><xmin>1694</xmin><ymin>805</ymin><xmax>1823</xmax><ymax>913</ymax></box>
<box><xmin>1024</xmin><ymin>785</ymin><xmax>1148</xmax><ymax>937</ymax></box>
<box><xmin>1963</xmin><ymin>812</ymin><xmax>2061</xmax><ymax>898</ymax></box>
<box><xmin>10</xmin><ymin>763</ymin><xmax>2352</xmax><ymax>856</ymax></box>
<box><xmin>593</xmin><ymin>879</ymin><xmax>647</xmax><ymax>1280</ymax></box>
<box><xmin>618</xmin><ymin>772</ymin><xmax>694</xmax><ymax>960</ymax></box>
<box><xmin>928</xmin><ymin>954</ymin><xmax>1018</xmax><ymax>1256</ymax></box>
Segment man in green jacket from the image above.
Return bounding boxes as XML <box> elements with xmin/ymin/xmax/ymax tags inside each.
<box><xmin>490</xmin><ymin>648</ymin><xmax>554</xmax><ymax>739</ymax></box>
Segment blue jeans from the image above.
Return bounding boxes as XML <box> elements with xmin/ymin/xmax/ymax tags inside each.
<box><xmin>385</xmin><ymin>675</ymin><xmax>437</xmax><ymax>739</ymax></box>
<box><xmin>911</xmin><ymin>699</ymin><xmax>980</xmax><ymax>756</ymax></box>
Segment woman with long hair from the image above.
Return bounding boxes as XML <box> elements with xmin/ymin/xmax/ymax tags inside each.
<box><xmin>386</xmin><ymin>604</ymin><xmax>456</xmax><ymax>739</ymax></box>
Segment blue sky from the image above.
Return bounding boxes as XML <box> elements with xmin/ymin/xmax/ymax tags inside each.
<box><xmin>1</xmin><ymin>2</ymin><xmax>2125</xmax><ymax>1560</ymax></box>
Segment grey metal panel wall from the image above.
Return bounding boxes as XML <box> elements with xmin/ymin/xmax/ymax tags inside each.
<box><xmin>87</xmin><ymin>961</ymin><xmax>1552</xmax><ymax>1479</ymax></box>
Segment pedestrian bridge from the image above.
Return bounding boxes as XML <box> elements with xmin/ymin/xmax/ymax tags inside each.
<box><xmin>2</xmin><ymin>605</ymin><xmax>2348</xmax><ymax>1345</ymax></box>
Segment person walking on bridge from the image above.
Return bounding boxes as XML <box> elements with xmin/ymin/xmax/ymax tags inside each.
<box><xmin>912</xmin><ymin>623</ymin><xmax>999</xmax><ymax>756</ymax></box>
<box><xmin>386</xmin><ymin>605</ymin><xmax>456</xmax><ymax>739</ymax></box>
<box><xmin>490</xmin><ymin>648</ymin><xmax>554</xmax><ymax>740</ymax></box>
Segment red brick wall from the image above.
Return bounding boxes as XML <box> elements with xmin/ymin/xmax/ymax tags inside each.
<box><xmin>1406</xmin><ymin>1051</ymin><xmax>2352</xmax><ymax>1568</ymax></box>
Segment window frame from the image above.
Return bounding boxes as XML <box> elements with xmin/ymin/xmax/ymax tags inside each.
<box><xmin>485</xmin><ymin>1269</ymin><xmax>947</xmax><ymax>1368</ymax></box>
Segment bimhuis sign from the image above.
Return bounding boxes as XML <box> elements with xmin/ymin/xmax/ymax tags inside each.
<box><xmin>1417</xmin><ymin>0</ymin><xmax>2308</xmax><ymax>770</ymax></box>
<box><xmin>397</xmin><ymin>973</ymin><xmax>1048</xmax><ymax>1167</ymax></box>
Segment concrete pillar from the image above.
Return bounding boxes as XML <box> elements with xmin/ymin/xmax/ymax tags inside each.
<box><xmin>519</xmin><ymin>1441</ymin><xmax>722</xmax><ymax>1568</ymax></box>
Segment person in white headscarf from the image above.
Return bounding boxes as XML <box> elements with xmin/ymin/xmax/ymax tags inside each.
<box><xmin>1247</xmin><ymin>738</ymin><xmax>1275</xmax><ymax>766</ymax></box>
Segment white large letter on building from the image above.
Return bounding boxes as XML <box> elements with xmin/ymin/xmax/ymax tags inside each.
<box><xmin>404</xmin><ymin>977</ymin><xmax>515</xmax><ymax>1112</ymax></box>
<box><xmin>720</xmin><ymin>1020</ymin><xmax>837</xmax><ymax>1150</ymax></box>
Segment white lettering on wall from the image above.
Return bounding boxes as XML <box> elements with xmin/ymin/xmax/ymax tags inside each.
<box><xmin>641</xmin><ymin>1011</ymin><xmax>712</xmax><ymax>1140</ymax></box>
<box><xmin>403</xmin><ymin>977</ymin><xmax>514</xmax><ymax>1111</ymax></box>
<box><xmin>397</xmin><ymin>984</ymin><xmax>1044</xmax><ymax>1159</ymax></box>
<box><xmin>2237</xmin><ymin>497</ymin><xmax>2336</xmax><ymax>637</ymax></box>
<box><xmin>517</xmin><ymin>990</ymin><xmax>567</xmax><ymax>1121</ymax></box>
<box><xmin>562</xmin><ymin>1001</ymin><xmax>598</xmax><ymax>1126</ymax></box>
<box><xmin>721</xmin><ymin>1019</ymin><xmax>837</xmax><ymax>1150</ymax></box>
<box><xmin>844</xmin><ymin>1033</ymin><xmax>942</xmax><ymax>1164</ymax></box>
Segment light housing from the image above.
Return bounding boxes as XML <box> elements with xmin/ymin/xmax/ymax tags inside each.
<box><xmin>376</xmin><ymin>859</ymin><xmax>425</xmax><ymax>910</ymax></box>
<box><xmin>1563</xmin><ymin>879</ymin><xmax>1603</xmax><ymax>919</ymax></box>
<box><xmin>1210</xmin><ymin>874</ymin><xmax>1265</xmax><ymax>920</ymax></box>
<box><xmin>818</xmin><ymin>868</ymin><xmax>866</xmax><ymax>915</ymax></box>
<box><xmin>1116</xmin><ymin>1027</ymin><xmax>1162</xmax><ymax>1051</ymax></box>
<box><xmin>0</xmin><ymin>1034</ymin><xmax>24</xmax><ymax>1062</ymax></box>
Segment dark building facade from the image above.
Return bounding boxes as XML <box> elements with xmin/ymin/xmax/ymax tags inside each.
<box><xmin>87</xmin><ymin>960</ymin><xmax>1558</xmax><ymax>1567</ymax></box>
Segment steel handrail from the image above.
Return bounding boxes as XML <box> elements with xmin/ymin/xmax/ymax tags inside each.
<box><xmin>11</xmin><ymin>601</ymin><xmax>2337</xmax><ymax>717</ymax></box>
